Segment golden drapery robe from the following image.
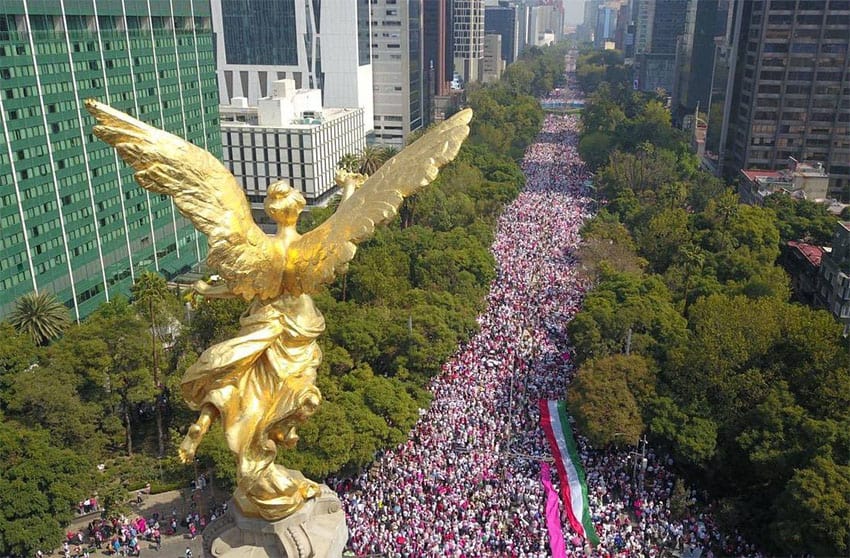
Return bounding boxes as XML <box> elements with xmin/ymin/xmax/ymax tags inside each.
<box><xmin>181</xmin><ymin>293</ymin><xmax>325</xmax><ymax>519</ymax></box>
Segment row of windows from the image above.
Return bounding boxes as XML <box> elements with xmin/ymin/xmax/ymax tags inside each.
<box><xmin>0</xmin><ymin>250</ymin><xmax>32</xmax><ymax>274</ymax></box>
<box><xmin>5</xmin><ymin>105</ymin><xmax>40</xmax><ymax>121</ymax></box>
<box><xmin>0</xmin><ymin>212</ymin><xmax>20</xmax><ymax>231</ymax></box>
<box><xmin>225</xmin><ymin>146</ymin><xmax>315</xmax><ymax>164</ymax></box>
<box><xmin>0</xmin><ymin>228</ymin><xmax>26</xmax><ymax>251</ymax></box>
<box><xmin>770</xmin><ymin>0</ymin><xmax>849</xmax><ymax>9</ymax></box>
<box><xmin>33</xmin><ymin>252</ymin><xmax>66</xmax><ymax>275</ymax></box>
<box><xmin>23</xmin><ymin>200</ymin><xmax>56</xmax><ymax>219</ymax></box>
<box><xmin>0</xmin><ymin>270</ymin><xmax>29</xmax><ymax>292</ymax></box>
<box><xmin>33</xmin><ymin>235</ymin><xmax>62</xmax><ymax>254</ymax></box>
<box><xmin>229</xmin><ymin>161</ymin><xmax>316</xmax><ymax>181</ymax></box>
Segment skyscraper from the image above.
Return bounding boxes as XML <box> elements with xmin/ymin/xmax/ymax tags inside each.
<box><xmin>423</xmin><ymin>0</ymin><xmax>453</xmax><ymax>98</ymax></box>
<box><xmin>672</xmin><ymin>0</ymin><xmax>720</xmax><ymax>118</ymax></box>
<box><xmin>580</xmin><ymin>0</ymin><xmax>600</xmax><ymax>42</ymax></box>
<box><xmin>485</xmin><ymin>3</ymin><xmax>519</xmax><ymax>65</ymax></box>
<box><xmin>453</xmin><ymin>0</ymin><xmax>485</xmax><ymax>84</ymax></box>
<box><xmin>482</xmin><ymin>33</ymin><xmax>504</xmax><ymax>83</ymax></box>
<box><xmin>635</xmin><ymin>0</ymin><xmax>691</xmax><ymax>94</ymax></box>
<box><xmin>371</xmin><ymin>0</ymin><xmax>424</xmax><ymax>148</ymax></box>
<box><xmin>719</xmin><ymin>0</ymin><xmax>850</xmax><ymax>197</ymax></box>
<box><xmin>212</xmin><ymin>0</ymin><xmax>374</xmax><ymax>134</ymax></box>
<box><xmin>594</xmin><ymin>3</ymin><xmax>618</xmax><ymax>48</ymax></box>
<box><xmin>0</xmin><ymin>0</ymin><xmax>219</xmax><ymax>320</ymax></box>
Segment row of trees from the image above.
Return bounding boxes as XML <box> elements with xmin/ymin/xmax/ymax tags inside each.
<box><xmin>566</xmin><ymin>50</ymin><xmax>850</xmax><ymax>556</ymax></box>
<box><xmin>0</xmin><ymin>44</ymin><xmax>568</xmax><ymax>556</ymax></box>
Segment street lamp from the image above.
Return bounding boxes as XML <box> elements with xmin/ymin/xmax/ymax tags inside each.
<box><xmin>613</xmin><ymin>433</ymin><xmax>649</xmax><ymax>492</ymax></box>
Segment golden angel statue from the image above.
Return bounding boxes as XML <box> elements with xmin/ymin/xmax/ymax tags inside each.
<box><xmin>85</xmin><ymin>99</ymin><xmax>472</xmax><ymax>521</ymax></box>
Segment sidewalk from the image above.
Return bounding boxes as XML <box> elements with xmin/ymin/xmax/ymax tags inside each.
<box><xmin>55</xmin><ymin>486</ymin><xmax>229</xmax><ymax>557</ymax></box>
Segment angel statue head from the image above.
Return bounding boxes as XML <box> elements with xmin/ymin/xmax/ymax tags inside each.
<box><xmin>264</xmin><ymin>180</ymin><xmax>306</xmax><ymax>226</ymax></box>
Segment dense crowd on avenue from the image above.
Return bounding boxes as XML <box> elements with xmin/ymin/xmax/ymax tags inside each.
<box><xmin>334</xmin><ymin>86</ymin><xmax>763</xmax><ymax>558</ymax></box>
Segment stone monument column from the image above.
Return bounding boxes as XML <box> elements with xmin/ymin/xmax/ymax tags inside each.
<box><xmin>202</xmin><ymin>480</ymin><xmax>348</xmax><ymax>558</ymax></box>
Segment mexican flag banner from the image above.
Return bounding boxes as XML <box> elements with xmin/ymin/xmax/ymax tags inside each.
<box><xmin>539</xmin><ymin>399</ymin><xmax>600</xmax><ymax>546</ymax></box>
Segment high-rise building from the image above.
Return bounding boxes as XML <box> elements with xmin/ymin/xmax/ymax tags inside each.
<box><xmin>211</xmin><ymin>0</ymin><xmax>374</xmax><ymax>135</ymax></box>
<box><xmin>423</xmin><ymin>0</ymin><xmax>453</xmax><ymax>99</ymax></box>
<box><xmin>220</xmin><ymin>80</ymin><xmax>365</xmax><ymax>214</ymax></box>
<box><xmin>632</xmin><ymin>0</ymin><xmax>655</xmax><ymax>56</ymax></box>
<box><xmin>672</xmin><ymin>0</ymin><xmax>720</xmax><ymax>118</ymax></box>
<box><xmin>482</xmin><ymin>33</ymin><xmax>504</xmax><ymax>83</ymax></box>
<box><xmin>371</xmin><ymin>0</ymin><xmax>424</xmax><ymax>148</ymax></box>
<box><xmin>0</xmin><ymin>0</ymin><xmax>219</xmax><ymax>320</ymax></box>
<box><xmin>453</xmin><ymin>0</ymin><xmax>485</xmax><ymax>84</ymax></box>
<box><xmin>635</xmin><ymin>0</ymin><xmax>691</xmax><ymax>94</ymax></box>
<box><xmin>594</xmin><ymin>4</ymin><xmax>618</xmax><ymax>48</ymax></box>
<box><xmin>719</xmin><ymin>0</ymin><xmax>850</xmax><ymax>198</ymax></box>
<box><xmin>614</xmin><ymin>1</ymin><xmax>633</xmax><ymax>55</ymax></box>
<box><xmin>528</xmin><ymin>4</ymin><xmax>562</xmax><ymax>46</ymax></box>
<box><xmin>579</xmin><ymin>0</ymin><xmax>600</xmax><ymax>43</ymax></box>
<box><xmin>485</xmin><ymin>3</ymin><xmax>519</xmax><ymax>65</ymax></box>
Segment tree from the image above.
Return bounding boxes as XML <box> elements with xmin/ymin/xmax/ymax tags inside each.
<box><xmin>355</xmin><ymin>145</ymin><xmax>391</xmax><ymax>176</ymax></box>
<box><xmin>578</xmin><ymin>131</ymin><xmax>614</xmax><ymax>170</ymax></box>
<box><xmin>8</xmin><ymin>291</ymin><xmax>72</xmax><ymax>345</ymax></box>
<box><xmin>3</xmin><ymin>363</ymin><xmax>106</xmax><ymax>454</ymax></box>
<box><xmin>131</xmin><ymin>271</ymin><xmax>175</xmax><ymax>457</ymax></box>
<box><xmin>635</xmin><ymin>208</ymin><xmax>690</xmax><ymax>273</ymax></box>
<box><xmin>771</xmin><ymin>455</ymin><xmax>850</xmax><ymax>556</ymax></box>
<box><xmin>568</xmin><ymin>269</ymin><xmax>687</xmax><ymax>365</ymax></box>
<box><xmin>0</xmin><ymin>322</ymin><xmax>38</xmax><ymax>394</ymax></box>
<box><xmin>567</xmin><ymin>355</ymin><xmax>654</xmax><ymax>447</ymax></box>
<box><xmin>82</xmin><ymin>299</ymin><xmax>157</xmax><ymax>455</ymax></box>
<box><xmin>337</xmin><ymin>152</ymin><xmax>360</xmax><ymax>173</ymax></box>
<box><xmin>763</xmin><ymin>194</ymin><xmax>837</xmax><ymax>244</ymax></box>
<box><xmin>577</xmin><ymin>216</ymin><xmax>647</xmax><ymax>283</ymax></box>
<box><xmin>187</xmin><ymin>296</ymin><xmax>247</xmax><ymax>349</ymax></box>
<box><xmin>0</xmin><ymin>421</ymin><xmax>94</xmax><ymax>557</ymax></box>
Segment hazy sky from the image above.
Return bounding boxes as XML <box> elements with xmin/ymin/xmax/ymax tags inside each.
<box><xmin>562</xmin><ymin>0</ymin><xmax>586</xmax><ymax>25</ymax></box>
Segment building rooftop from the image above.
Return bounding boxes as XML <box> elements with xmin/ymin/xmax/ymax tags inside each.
<box><xmin>787</xmin><ymin>240</ymin><xmax>825</xmax><ymax>267</ymax></box>
<box><xmin>741</xmin><ymin>169</ymin><xmax>783</xmax><ymax>183</ymax></box>
<box><xmin>220</xmin><ymin>105</ymin><xmax>358</xmax><ymax>130</ymax></box>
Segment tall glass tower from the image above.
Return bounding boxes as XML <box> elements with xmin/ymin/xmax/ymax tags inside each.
<box><xmin>0</xmin><ymin>0</ymin><xmax>221</xmax><ymax>320</ymax></box>
<box><xmin>720</xmin><ymin>0</ymin><xmax>850</xmax><ymax>198</ymax></box>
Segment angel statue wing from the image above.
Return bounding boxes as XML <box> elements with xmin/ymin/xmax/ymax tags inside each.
<box><xmin>284</xmin><ymin>108</ymin><xmax>472</xmax><ymax>295</ymax></box>
<box><xmin>85</xmin><ymin>99</ymin><xmax>283</xmax><ymax>302</ymax></box>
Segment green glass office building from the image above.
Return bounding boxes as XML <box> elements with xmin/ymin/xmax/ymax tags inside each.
<box><xmin>0</xmin><ymin>0</ymin><xmax>220</xmax><ymax>320</ymax></box>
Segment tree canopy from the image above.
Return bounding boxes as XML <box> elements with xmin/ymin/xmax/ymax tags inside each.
<box><xmin>568</xmin><ymin>50</ymin><xmax>850</xmax><ymax>556</ymax></box>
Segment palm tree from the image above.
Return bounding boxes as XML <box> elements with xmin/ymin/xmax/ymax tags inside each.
<box><xmin>357</xmin><ymin>145</ymin><xmax>390</xmax><ymax>176</ymax></box>
<box><xmin>338</xmin><ymin>152</ymin><xmax>360</xmax><ymax>173</ymax></box>
<box><xmin>380</xmin><ymin>146</ymin><xmax>399</xmax><ymax>161</ymax></box>
<box><xmin>8</xmin><ymin>291</ymin><xmax>72</xmax><ymax>345</ymax></box>
<box><xmin>131</xmin><ymin>270</ymin><xmax>172</xmax><ymax>457</ymax></box>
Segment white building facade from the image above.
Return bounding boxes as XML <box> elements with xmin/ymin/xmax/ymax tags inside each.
<box><xmin>211</xmin><ymin>0</ymin><xmax>374</xmax><ymax>134</ymax></box>
<box><xmin>220</xmin><ymin>80</ymin><xmax>365</xmax><ymax>211</ymax></box>
<box><xmin>371</xmin><ymin>0</ymin><xmax>424</xmax><ymax>148</ymax></box>
<box><xmin>453</xmin><ymin>0</ymin><xmax>485</xmax><ymax>84</ymax></box>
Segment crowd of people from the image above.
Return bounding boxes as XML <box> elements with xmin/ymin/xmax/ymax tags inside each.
<box><xmin>53</xmin><ymin>481</ymin><xmax>225</xmax><ymax>557</ymax></box>
<box><xmin>334</xmin><ymin>82</ymin><xmax>764</xmax><ymax>558</ymax></box>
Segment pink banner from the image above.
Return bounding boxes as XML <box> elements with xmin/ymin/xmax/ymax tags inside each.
<box><xmin>540</xmin><ymin>462</ymin><xmax>568</xmax><ymax>558</ymax></box>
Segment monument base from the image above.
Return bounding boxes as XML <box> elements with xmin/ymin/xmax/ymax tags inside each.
<box><xmin>203</xmin><ymin>485</ymin><xmax>348</xmax><ymax>558</ymax></box>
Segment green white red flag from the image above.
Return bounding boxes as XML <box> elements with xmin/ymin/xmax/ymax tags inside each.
<box><xmin>539</xmin><ymin>399</ymin><xmax>600</xmax><ymax>546</ymax></box>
